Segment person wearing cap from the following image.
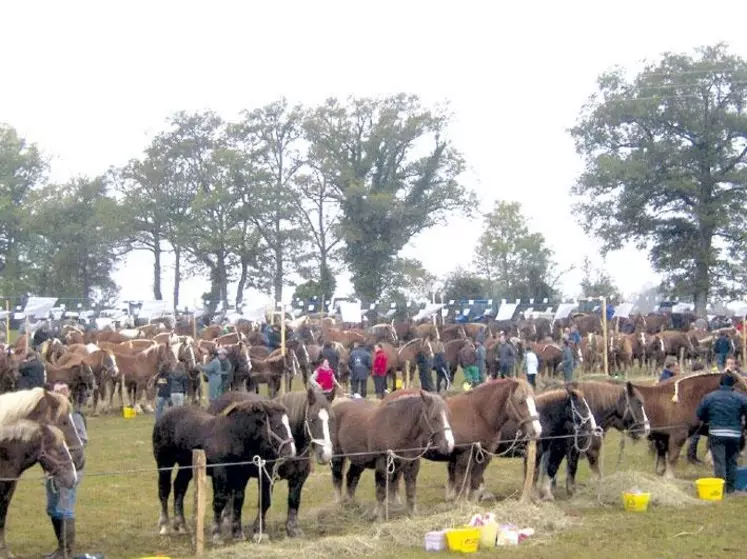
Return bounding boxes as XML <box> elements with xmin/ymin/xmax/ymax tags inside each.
<box><xmin>696</xmin><ymin>372</ymin><xmax>747</xmax><ymax>494</ymax></box>
<box><xmin>17</xmin><ymin>350</ymin><xmax>46</xmax><ymax>390</ymax></box>
<box><xmin>199</xmin><ymin>347</ymin><xmax>229</xmax><ymax>402</ymax></box>
<box><xmin>658</xmin><ymin>356</ymin><xmax>679</xmax><ymax>383</ymax></box>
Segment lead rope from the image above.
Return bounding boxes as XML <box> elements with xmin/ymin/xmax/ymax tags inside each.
<box><xmin>252</xmin><ymin>455</ymin><xmax>267</xmax><ymax>543</ymax></box>
<box><xmin>384</xmin><ymin>451</ymin><xmax>396</xmax><ymax>521</ymax></box>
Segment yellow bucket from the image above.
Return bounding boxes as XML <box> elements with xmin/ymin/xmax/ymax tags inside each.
<box><xmin>695</xmin><ymin>477</ymin><xmax>725</xmax><ymax>501</ymax></box>
<box><xmin>123</xmin><ymin>406</ymin><xmax>136</xmax><ymax>419</ymax></box>
<box><xmin>445</xmin><ymin>527</ymin><xmax>480</xmax><ymax>553</ymax></box>
<box><xmin>395</xmin><ymin>378</ymin><xmax>403</xmax><ymax>389</ymax></box>
<box><xmin>478</xmin><ymin>522</ymin><xmax>498</xmax><ymax>548</ymax></box>
<box><xmin>622</xmin><ymin>492</ymin><xmax>651</xmax><ymax>512</ymax></box>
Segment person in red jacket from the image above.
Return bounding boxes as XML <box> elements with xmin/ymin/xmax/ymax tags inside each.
<box><xmin>310</xmin><ymin>358</ymin><xmax>343</xmax><ymax>401</ymax></box>
<box><xmin>372</xmin><ymin>344</ymin><xmax>389</xmax><ymax>399</ymax></box>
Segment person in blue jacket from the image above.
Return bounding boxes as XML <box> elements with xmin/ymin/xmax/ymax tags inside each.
<box><xmin>199</xmin><ymin>348</ymin><xmax>229</xmax><ymax>402</ymax></box>
<box><xmin>714</xmin><ymin>332</ymin><xmax>732</xmax><ymax>370</ymax></box>
<box><xmin>658</xmin><ymin>356</ymin><xmax>679</xmax><ymax>383</ymax></box>
<box><xmin>696</xmin><ymin>372</ymin><xmax>747</xmax><ymax>494</ymax></box>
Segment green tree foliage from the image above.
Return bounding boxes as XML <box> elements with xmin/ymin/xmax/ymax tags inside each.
<box><xmin>0</xmin><ymin>124</ymin><xmax>46</xmax><ymax>295</ymax></box>
<box><xmin>23</xmin><ymin>176</ymin><xmax>121</xmax><ymax>303</ymax></box>
<box><xmin>571</xmin><ymin>43</ymin><xmax>747</xmax><ymax>316</ymax></box>
<box><xmin>292</xmin><ymin>279</ymin><xmax>335</xmax><ymax>308</ymax></box>
<box><xmin>579</xmin><ymin>256</ymin><xmax>621</xmax><ymax>304</ymax></box>
<box><xmin>441</xmin><ymin>269</ymin><xmax>487</xmax><ymax>304</ymax></box>
<box><xmin>305</xmin><ymin>94</ymin><xmax>474</xmax><ymax>301</ymax></box>
<box><xmin>473</xmin><ymin>201</ymin><xmax>560</xmax><ymax>301</ymax></box>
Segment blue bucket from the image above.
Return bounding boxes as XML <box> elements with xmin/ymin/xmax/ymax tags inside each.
<box><xmin>736</xmin><ymin>467</ymin><xmax>747</xmax><ymax>491</ymax></box>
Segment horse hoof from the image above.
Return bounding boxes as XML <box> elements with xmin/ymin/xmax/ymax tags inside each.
<box><xmin>252</xmin><ymin>532</ymin><xmax>269</xmax><ymax>544</ymax></box>
<box><xmin>0</xmin><ymin>547</ymin><xmax>15</xmax><ymax>559</ymax></box>
<box><xmin>159</xmin><ymin>524</ymin><xmax>170</xmax><ymax>535</ymax></box>
<box><xmin>479</xmin><ymin>491</ymin><xmax>496</xmax><ymax>502</ymax></box>
<box><xmin>540</xmin><ymin>492</ymin><xmax>555</xmax><ymax>502</ymax></box>
<box><xmin>286</xmin><ymin>525</ymin><xmax>305</xmax><ymax>538</ymax></box>
<box><xmin>211</xmin><ymin>534</ymin><xmax>224</xmax><ymax>546</ymax></box>
<box><xmin>231</xmin><ymin>530</ymin><xmax>246</xmax><ymax>541</ymax></box>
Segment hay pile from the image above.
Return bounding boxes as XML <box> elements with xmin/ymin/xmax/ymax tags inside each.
<box><xmin>572</xmin><ymin>471</ymin><xmax>705</xmax><ymax>508</ymax></box>
<box><xmin>211</xmin><ymin>500</ymin><xmax>576</xmax><ymax>559</ymax></box>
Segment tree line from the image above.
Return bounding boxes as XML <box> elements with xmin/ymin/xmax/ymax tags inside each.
<box><xmin>2</xmin><ymin>43</ymin><xmax>747</xmax><ymax>317</ymax></box>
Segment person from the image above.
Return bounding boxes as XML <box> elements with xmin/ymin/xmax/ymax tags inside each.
<box><xmin>348</xmin><ymin>342</ymin><xmax>372</xmax><ymax>398</ymax></box>
<box><xmin>33</xmin><ymin>323</ymin><xmax>51</xmax><ymax>350</ymax></box>
<box><xmin>524</xmin><ymin>346</ymin><xmax>539</xmax><ymax>388</ymax></box>
<box><xmin>714</xmin><ymin>332</ymin><xmax>731</xmax><ymax>370</ymax></box>
<box><xmin>221</xmin><ymin>352</ymin><xmax>234</xmax><ymax>393</ymax></box>
<box><xmin>690</xmin><ymin>356</ymin><xmax>737</xmax><ymax>464</ymax></box>
<box><xmin>199</xmin><ymin>348</ymin><xmax>229</xmax><ymax>402</ymax></box>
<box><xmin>310</xmin><ymin>358</ymin><xmax>343</xmax><ymax>401</ymax></box>
<box><xmin>45</xmin><ymin>382</ymin><xmax>87</xmax><ymax>559</ymax></box>
<box><xmin>462</xmin><ymin>343</ymin><xmax>480</xmax><ymax>388</ymax></box>
<box><xmin>658</xmin><ymin>356</ymin><xmax>679</xmax><ymax>383</ymax></box>
<box><xmin>696</xmin><ymin>372</ymin><xmax>747</xmax><ymax>494</ymax></box>
<box><xmin>569</xmin><ymin>325</ymin><xmax>582</xmax><ymax>346</ymax></box>
<box><xmin>17</xmin><ymin>350</ymin><xmax>46</xmax><ymax>390</ymax></box>
<box><xmin>415</xmin><ymin>345</ymin><xmax>435</xmax><ymax>392</ymax></box>
<box><xmin>154</xmin><ymin>365</ymin><xmax>171</xmax><ymax>422</ymax></box>
<box><xmin>432</xmin><ymin>341</ymin><xmax>450</xmax><ymax>393</ymax></box>
<box><xmin>562</xmin><ymin>339</ymin><xmax>575</xmax><ymax>382</ymax></box>
<box><xmin>475</xmin><ymin>341</ymin><xmax>487</xmax><ymax>384</ymax></box>
<box><xmin>372</xmin><ymin>344</ymin><xmax>389</xmax><ymax>399</ymax></box>
<box><xmin>497</xmin><ymin>335</ymin><xmax>516</xmax><ymax>379</ymax></box>
<box><xmin>169</xmin><ymin>363</ymin><xmax>189</xmax><ymax>409</ymax></box>
<box><xmin>321</xmin><ymin>342</ymin><xmax>339</xmax><ymax>376</ymax></box>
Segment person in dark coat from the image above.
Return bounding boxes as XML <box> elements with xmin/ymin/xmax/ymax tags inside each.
<box><xmin>562</xmin><ymin>339</ymin><xmax>575</xmax><ymax>382</ymax></box>
<box><xmin>658</xmin><ymin>356</ymin><xmax>679</xmax><ymax>383</ymax></box>
<box><xmin>169</xmin><ymin>364</ymin><xmax>189</xmax><ymax>408</ymax></box>
<box><xmin>696</xmin><ymin>372</ymin><xmax>747</xmax><ymax>493</ymax></box>
<box><xmin>348</xmin><ymin>342</ymin><xmax>372</xmax><ymax>398</ymax></box>
<box><xmin>266</xmin><ymin>325</ymin><xmax>281</xmax><ymax>350</ymax></box>
<box><xmin>497</xmin><ymin>335</ymin><xmax>516</xmax><ymax>379</ymax></box>
<box><xmin>33</xmin><ymin>325</ymin><xmax>51</xmax><ymax>350</ymax></box>
<box><xmin>475</xmin><ymin>341</ymin><xmax>487</xmax><ymax>384</ymax></box>
<box><xmin>416</xmin><ymin>348</ymin><xmax>435</xmax><ymax>392</ymax></box>
<box><xmin>714</xmin><ymin>332</ymin><xmax>732</xmax><ymax>370</ymax></box>
<box><xmin>154</xmin><ymin>365</ymin><xmax>171</xmax><ymax>422</ymax></box>
<box><xmin>432</xmin><ymin>341</ymin><xmax>450</xmax><ymax>392</ymax></box>
<box><xmin>221</xmin><ymin>354</ymin><xmax>234</xmax><ymax>393</ymax></box>
<box><xmin>17</xmin><ymin>351</ymin><xmax>46</xmax><ymax>390</ymax></box>
<box><xmin>321</xmin><ymin>342</ymin><xmax>339</xmax><ymax>375</ymax></box>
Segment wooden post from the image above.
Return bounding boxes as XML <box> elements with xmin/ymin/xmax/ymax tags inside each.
<box><xmin>193</xmin><ymin>449</ymin><xmax>207</xmax><ymax>556</ymax></box>
<box><xmin>277</xmin><ymin>306</ymin><xmax>287</xmax><ymax>395</ymax></box>
<box><xmin>520</xmin><ymin>440</ymin><xmax>537</xmax><ymax>503</ymax></box>
<box><xmin>5</xmin><ymin>300</ymin><xmax>9</xmax><ymax>343</ymax></box>
<box><xmin>742</xmin><ymin>317</ymin><xmax>746</xmax><ymax>368</ymax></box>
<box><xmin>192</xmin><ymin>310</ymin><xmax>197</xmax><ymax>340</ymax></box>
<box><xmin>24</xmin><ymin>316</ymin><xmax>30</xmax><ymax>353</ymax></box>
<box><xmin>601</xmin><ymin>297</ymin><xmax>609</xmax><ymax>377</ymax></box>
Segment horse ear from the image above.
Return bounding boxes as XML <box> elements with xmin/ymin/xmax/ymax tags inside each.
<box><xmin>626</xmin><ymin>381</ymin><xmax>635</xmax><ymax>396</ymax></box>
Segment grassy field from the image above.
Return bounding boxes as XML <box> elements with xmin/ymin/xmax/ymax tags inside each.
<box><xmin>5</xmin><ymin>377</ymin><xmax>747</xmax><ymax>559</ymax></box>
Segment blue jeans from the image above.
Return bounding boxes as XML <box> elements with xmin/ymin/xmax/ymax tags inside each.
<box><xmin>46</xmin><ymin>471</ymin><xmax>83</xmax><ymax>519</ymax></box>
<box><xmin>171</xmin><ymin>392</ymin><xmax>185</xmax><ymax>408</ymax></box>
<box><xmin>155</xmin><ymin>396</ymin><xmax>170</xmax><ymax>422</ymax></box>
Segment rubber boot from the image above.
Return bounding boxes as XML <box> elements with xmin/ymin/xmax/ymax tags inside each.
<box><xmin>43</xmin><ymin>517</ymin><xmax>63</xmax><ymax>559</ymax></box>
<box><xmin>61</xmin><ymin>518</ymin><xmax>75</xmax><ymax>559</ymax></box>
<box><xmin>687</xmin><ymin>434</ymin><xmax>704</xmax><ymax>465</ymax></box>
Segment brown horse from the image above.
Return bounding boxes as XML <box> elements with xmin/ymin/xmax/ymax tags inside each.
<box><xmin>390</xmin><ymin>338</ymin><xmax>435</xmax><ymax>390</ymax></box>
<box><xmin>111</xmin><ymin>343</ymin><xmax>177</xmax><ymax>412</ymax></box>
<box><xmin>527</xmin><ymin>341</ymin><xmax>563</xmax><ymax>376</ymax></box>
<box><xmin>0</xmin><ymin>388</ymin><xmax>85</xmax><ymax>470</ymax></box>
<box><xmin>44</xmin><ymin>361</ymin><xmax>96</xmax><ymax>408</ymax></box>
<box><xmin>38</xmin><ymin>338</ymin><xmax>66</xmax><ymax>363</ymax></box>
<box><xmin>56</xmin><ymin>347</ymin><xmax>119</xmax><ymax>414</ymax></box>
<box><xmin>0</xmin><ymin>421</ymin><xmax>79</xmax><ymax>559</ymax></box>
<box><xmin>634</xmin><ymin>372</ymin><xmax>747</xmax><ymax>477</ymax></box>
<box><xmin>443</xmin><ymin>339</ymin><xmax>476</xmax><ymax>381</ymax></box>
<box><xmin>386</xmin><ymin>379</ymin><xmax>541</xmax><ymax>503</ymax></box>
<box><xmin>331</xmin><ymin>390</ymin><xmax>454</xmax><ymax>519</ymax></box>
<box><xmin>248</xmin><ymin>350</ymin><xmax>300</xmax><ymax>397</ymax></box>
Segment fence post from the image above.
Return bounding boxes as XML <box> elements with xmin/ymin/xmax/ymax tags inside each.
<box><xmin>193</xmin><ymin>449</ymin><xmax>207</xmax><ymax>556</ymax></box>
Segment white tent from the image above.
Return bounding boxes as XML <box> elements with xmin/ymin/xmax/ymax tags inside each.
<box><xmin>24</xmin><ymin>297</ymin><xmax>58</xmax><ymax>319</ymax></box>
<box><xmin>496</xmin><ymin>302</ymin><xmax>518</xmax><ymax>321</ymax></box>
<box><xmin>553</xmin><ymin>303</ymin><xmax>578</xmax><ymax>321</ymax></box>
<box><xmin>339</xmin><ymin>301</ymin><xmax>362</xmax><ymax>323</ymax></box>
<box><xmin>612</xmin><ymin>303</ymin><xmax>634</xmax><ymax>319</ymax></box>
<box><xmin>413</xmin><ymin>303</ymin><xmax>445</xmax><ymax>322</ymax></box>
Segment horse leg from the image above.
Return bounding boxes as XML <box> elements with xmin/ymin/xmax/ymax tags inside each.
<box><xmin>286</xmin><ymin>469</ymin><xmax>309</xmax><ymax>538</ymax></box>
<box><xmin>229</xmin><ymin>468</ymin><xmax>250</xmax><ymax>541</ymax></box>
<box><xmin>331</xmin><ymin>457</ymin><xmax>345</xmax><ymax>503</ymax></box>
<box><xmin>541</xmin><ymin>442</ymin><xmax>567</xmax><ymax>501</ymax></box>
<box><xmin>565</xmin><ymin>445</ymin><xmax>582</xmax><ymax>497</ymax></box>
<box><xmin>373</xmin><ymin>458</ymin><xmax>389</xmax><ymax>521</ymax></box>
<box><xmin>585</xmin><ymin>436</ymin><xmax>603</xmax><ymax>481</ymax></box>
<box><xmin>402</xmin><ymin>460</ymin><xmax>421</xmax><ymax>516</ymax></box>
<box><xmin>665</xmin><ymin>431</ymin><xmax>688</xmax><ymax>479</ymax></box>
<box><xmin>0</xmin><ymin>481</ymin><xmax>18</xmax><ymax>559</ymax></box>
<box><xmin>210</xmin><ymin>468</ymin><xmax>230</xmax><ymax>544</ymax></box>
<box><xmin>445</xmin><ymin>460</ymin><xmax>457</xmax><ymax>502</ymax></box>
<box><xmin>157</xmin><ymin>464</ymin><xmax>173</xmax><ymax>534</ymax></box>
<box><xmin>388</xmin><ymin>469</ymin><xmax>403</xmax><ymax>507</ymax></box>
<box><xmin>173</xmin><ymin>466</ymin><xmax>193</xmax><ymax>533</ymax></box>
<box><xmin>470</xmin><ymin>458</ymin><xmax>493</xmax><ymax>502</ymax></box>
<box><xmin>653</xmin><ymin>436</ymin><xmax>668</xmax><ymax>476</ymax></box>
<box><xmin>344</xmin><ymin>462</ymin><xmax>365</xmax><ymax>503</ymax></box>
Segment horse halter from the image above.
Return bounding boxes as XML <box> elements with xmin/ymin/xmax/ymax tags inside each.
<box><xmin>570</xmin><ymin>396</ymin><xmax>602</xmax><ymax>452</ymax></box>
<box><xmin>39</xmin><ymin>431</ymin><xmax>76</xmax><ymax>481</ymax></box>
<box><xmin>265</xmin><ymin>414</ymin><xmax>295</xmax><ymax>456</ymax></box>
<box><xmin>303</xmin><ymin>404</ymin><xmax>329</xmax><ymax>453</ymax></box>
<box><xmin>622</xmin><ymin>390</ymin><xmax>648</xmax><ymax>432</ymax></box>
<box><xmin>507</xmin><ymin>390</ymin><xmax>539</xmax><ymax>432</ymax></box>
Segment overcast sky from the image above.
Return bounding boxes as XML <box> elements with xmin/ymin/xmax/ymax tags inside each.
<box><xmin>3</xmin><ymin>1</ymin><xmax>747</xmax><ymax>309</ymax></box>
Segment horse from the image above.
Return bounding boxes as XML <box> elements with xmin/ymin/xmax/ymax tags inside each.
<box><xmin>285</xmin><ymin>338</ymin><xmax>312</xmax><ymax>391</ymax></box>
<box><xmin>38</xmin><ymin>338</ymin><xmax>67</xmax><ymax>363</ymax></box>
<box><xmin>331</xmin><ymin>390</ymin><xmax>454</xmax><ymax>519</ymax></box>
<box><xmin>57</xmin><ymin>347</ymin><xmax>119</xmax><ymax>414</ymax></box>
<box><xmin>153</xmin><ymin>399</ymin><xmax>296</xmax><ymax>543</ymax></box>
<box><xmin>633</xmin><ymin>372</ymin><xmax>747</xmax><ymax>477</ymax></box>
<box><xmin>386</xmin><ymin>379</ymin><xmax>542</xmax><ymax>503</ymax></box>
<box><xmin>110</xmin><ymin>343</ymin><xmax>177</xmax><ymax>412</ymax></box>
<box><xmin>44</xmin><ymin>361</ymin><xmax>96</xmax><ymax>409</ymax></box>
<box><xmin>0</xmin><ymin>420</ymin><xmax>79</xmax><ymax>559</ymax></box>
<box><xmin>544</xmin><ymin>380</ymin><xmax>650</xmax><ymax>495</ymax></box>
<box><xmin>443</xmin><ymin>338</ymin><xmax>476</xmax><ymax>384</ymax></box>
<box><xmin>208</xmin><ymin>387</ymin><xmax>333</xmax><ymax>537</ymax></box>
<box><xmin>0</xmin><ymin>388</ymin><xmax>85</xmax><ymax>471</ymax></box>
<box><xmin>248</xmin><ymin>350</ymin><xmax>299</xmax><ymax>397</ymax></box>
<box><xmin>379</xmin><ymin>338</ymin><xmax>434</xmax><ymax>391</ymax></box>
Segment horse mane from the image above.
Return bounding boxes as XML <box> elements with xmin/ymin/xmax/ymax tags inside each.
<box><xmin>0</xmin><ymin>388</ymin><xmax>48</xmax><ymax>424</ymax></box>
<box><xmin>670</xmin><ymin>371</ymin><xmax>747</xmax><ymax>403</ymax></box>
<box><xmin>0</xmin><ymin>419</ymin><xmax>44</xmax><ymax>443</ymax></box>
<box><xmin>258</xmin><ymin>353</ymin><xmax>286</xmax><ymax>364</ymax></box>
<box><xmin>398</xmin><ymin>338</ymin><xmax>425</xmax><ymax>355</ymax></box>
<box><xmin>330</xmin><ymin>341</ymin><xmax>346</xmax><ymax>354</ymax></box>
<box><xmin>536</xmin><ymin>387</ymin><xmax>583</xmax><ymax>406</ymax></box>
<box><xmin>569</xmin><ymin>381</ymin><xmax>623</xmax><ymax>414</ymax></box>
<box><xmin>277</xmin><ymin>391</ymin><xmax>310</xmax><ymax>426</ymax></box>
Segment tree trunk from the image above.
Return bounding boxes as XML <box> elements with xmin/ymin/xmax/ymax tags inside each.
<box><xmin>153</xmin><ymin>239</ymin><xmax>163</xmax><ymax>300</ymax></box>
<box><xmin>236</xmin><ymin>256</ymin><xmax>249</xmax><ymax>309</ymax></box>
<box><xmin>173</xmin><ymin>245</ymin><xmax>181</xmax><ymax>310</ymax></box>
<box><xmin>274</xmin><ymin>248</ymin><xmax>283</xmax><ymax>303</ymax></box>
<box><xmin>217</xmin><ymin>252</ymin><xmax>229</xmax><ymax>310</ymax></box>
<box><xmin>694</xmin><ymin>235</ymin><xmax>711</xmax><ymax>318</ymax></box>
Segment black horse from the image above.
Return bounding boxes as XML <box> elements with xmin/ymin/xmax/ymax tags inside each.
<box><xmin>153</xmin><ymin>399</ymin><xmax>296</xmax><ymax>543</ymax></box>
<box><xmin>492</xmin><ymin>385</ymin><xmax>596</xmax><ymax>501</ymax></box>
<box><xmin>208</xmin><ymin>386</ymin><xmax>333</xmax><ymax>537</ymax></box>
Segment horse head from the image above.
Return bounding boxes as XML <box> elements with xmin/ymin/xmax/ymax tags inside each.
<box><xmin>620</xmin><ymin>381</ymin><xmax>650</xmax><ymax>439</ymax></box>
<box><xmin>305</xmin><ymin>386</ymin><xmax>333</xmax><ymax>464</ymax></box>
<box><xmin>226</xmin><ymin>400</ymin><xmax>296</xmax><ymax>459</ymax></box>
<box><xmin>418</xmin><ymin>391</ymin><xmax>454</xmax><ymax>455</ymax></box>
<box><xmin>565</xmin><ymin>385</ymin><xmax>599</xmax><ymax>451</ymax></box>
<box><xmin>507</xmin><ymin>378</ymin><xmax>542</xmax><ymax>439</ymax></box>
<box><xmin>36</xmin><ymin>423</ymin><xmax>78</xmax><ymax>489</ymax></box>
